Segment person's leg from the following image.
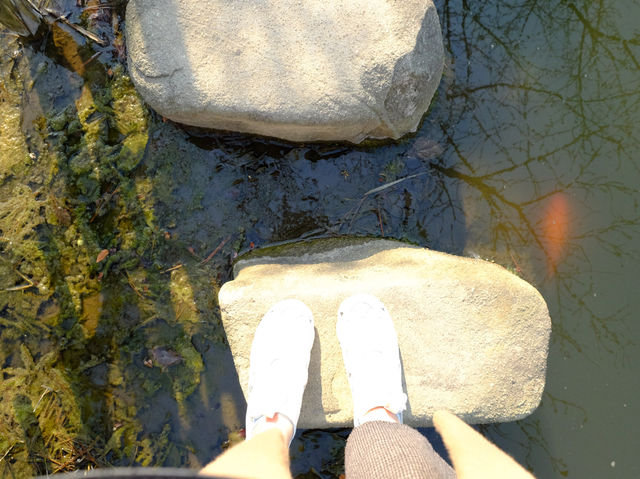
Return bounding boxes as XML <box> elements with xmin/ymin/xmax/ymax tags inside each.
<box><xmin>433</xmin><ymin>410</ymin><xmax>534</xmax><ymax>479</ymax></box>
<box><xmin>200</xmin><ymin>299</ymin><xmax>315</xmax><ymax>479</ymax></box>
<box><xmin>345</xmin><ymin>420</ymin><xmax>456</xmax><ymax>479</ymax></box>
<box><xmin>337</xmin><ymin>294</ymin><xmax>456</xmax><ymax>478</ymax></box>
<box><xmin>200</xmin><ymin>426</ymin><xmax>290</xmax><ymax>479</ymax></box>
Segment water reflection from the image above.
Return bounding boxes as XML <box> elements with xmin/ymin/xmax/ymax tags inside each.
<box><xmin>435</xmin><ymin>0</ymin><xmax>639</xmax><ymax>477</ymax></box>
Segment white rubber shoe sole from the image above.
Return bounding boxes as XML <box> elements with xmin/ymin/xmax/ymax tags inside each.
<box><xmin>337</xmin><ymin>293</ymin><xmax>407</xmax><ymax>426</ymax></box>
<box><xmin>245</xmin><ymin>299</ymin><xmax>315</xmax><ymax>441</ymax></box>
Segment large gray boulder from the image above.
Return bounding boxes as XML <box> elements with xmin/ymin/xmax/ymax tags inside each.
<box><xmin>125</xmin><ymin>0</ymin><xmax>444</xmax><ymax>143</ymax></box>
<box><xmin>218</xmin><ymin>239</ymin><xmax>551</xmax><ymax>428</ymax></box>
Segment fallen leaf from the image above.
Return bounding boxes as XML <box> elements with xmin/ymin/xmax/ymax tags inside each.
<box><xmin>150</xmin><ymin>346</ymin><xmax>182</xmax><ymax>368</ymax></box>
<box><xmin>409</xmin><ymin>138</ymin><xmax>443</xmax><ymax>160</ymax></box>
<box><xmin>96</xmin><ymin>249</ymin><xmax>109</xmax><ymax>263</ymax></box>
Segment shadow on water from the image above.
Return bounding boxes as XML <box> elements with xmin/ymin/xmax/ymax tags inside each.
<box><xmin>1</xmin><ymin>0</ymin><xmax>639</xmax><ymax>477</ymax></box>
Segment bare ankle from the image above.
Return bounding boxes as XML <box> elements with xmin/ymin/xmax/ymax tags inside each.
<box><xmin>359</xmin><ymin>406</ymin><xmax>400</xmax><ymax>425</ymax></box>
<box><xmin>251</xmin><ymin>413</ymin><xmax>294</xmax><ymax>444</ymax></box>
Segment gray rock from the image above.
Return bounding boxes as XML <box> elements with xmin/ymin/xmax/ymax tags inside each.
<box><xmin>125</xmin><ymin>0</ymin><xmax>444</xmax><ymax>143</ymax></box>
<box><xmin>218</xmin><ymin>239</ymin><xmax>551</xmax><ymax>428</ymax></box>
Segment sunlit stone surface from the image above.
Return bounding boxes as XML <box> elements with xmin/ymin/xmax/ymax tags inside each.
<box><xmin>125</xmin><ymin>0</ymin><xmax>443</xmax><ymax>143</ymax></box>
<box><xmin>218</xmin><ymin>239</ymin><xmax>551</xmax><ymax>428</ymax></box>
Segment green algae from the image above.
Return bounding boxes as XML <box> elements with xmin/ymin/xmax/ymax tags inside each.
<box><xmin>0</xmin><ymin>345</ymin><xmax>84</xmax><ymax>476</ymax></box>
<box><xmin>234</xmin><ymin>236</ymin><xmax>378</xmax><ymax>263</ymax></box>
<box><xmin>232</xmin><ymin>235</ymin><xmax>422</xmax><ymax>271</ymax></box>
<box><xmin>0</xmin><ymin>18</ymin><xmax>220</xmax><ymax>473</ymax></box>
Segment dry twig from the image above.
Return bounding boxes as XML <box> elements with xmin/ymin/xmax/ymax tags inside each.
<box><xmin>3</xmin><ymin>269</ymin><xmax>35</xmax><ymax>292</ymax></box>
<box><xmin>200</xmin><ymin>235</ymin><xmax>231</xmax><ymax>265</ymax></box>
<box><xmin>161</xmin><ymin>264</ymin><xmax>183</xmax><ymax>274</ymax></box>
<box><xmin>44</xmin><ymin>7</ymin><xmax>107</xmax><ymax>45</ymax></box>
<box><xmin>125</xmin><ymin>271</ymin><xmax>144</xmax><ymax>298</ymax></box>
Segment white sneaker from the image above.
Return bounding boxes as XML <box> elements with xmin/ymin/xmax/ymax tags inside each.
<box><xmin>337</xmin><ymin>293</ymin><xmax>407</xmax><ymax>426</ymax></box>
<box><xmin>245</xmin><ymin>299</ymin><xmax>315</xmax><ymax>442</ymax></box>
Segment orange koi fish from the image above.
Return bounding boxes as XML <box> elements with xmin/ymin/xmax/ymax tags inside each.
<box><xmin>541</xmin><ymin>193</ymin><xmax>570</xmax><ymax>276</ymax></box>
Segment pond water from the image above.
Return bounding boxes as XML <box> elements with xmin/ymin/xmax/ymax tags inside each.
<box><xmin>0</xmin><ymin>0</ymin><xmax>638</xmax><ymax>477</ymax></box>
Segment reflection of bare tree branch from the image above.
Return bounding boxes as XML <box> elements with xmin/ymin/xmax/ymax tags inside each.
<box><xmin>439</xmin><ymin>0</ymin><xmax>638</xmax><ymax>309</ymax></box>
<box><xmin>432</xmin><ymin>1</ymin><xmax>639</xmax><ymax>474</ymax></box>
<box><xmin>449</xmin><ymin>82</ymin><xmax>565</xmax><ymax>100</ymax></box>
<box><xmin>568</xmin><ymin>3</ymin><xmax>625</xmax><ymax>44</ymax></box>
<box><xmin>482</xmin><ymin>418</ymin><xmax>571</xmax><ymax>476</ymax></box>
<box><xmin>483</xmin><ymin>389</ymin><xmax>591</xmax><ymax>475</ymax></box>
<box><xmin>430</xmin><ymin>162</ymin><xmax>550</xmax><ymax>254</ymax></box>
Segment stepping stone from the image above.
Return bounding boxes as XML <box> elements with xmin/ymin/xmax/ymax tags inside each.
<box><xmin>218</xmin><ymin>238</ymin><xmax>551</xmax><ymax>428</ymax></box>
<box><xmin>125</xmin><ymin>0</ymin><xmax>443</xmax><ymax>143</ymax></box>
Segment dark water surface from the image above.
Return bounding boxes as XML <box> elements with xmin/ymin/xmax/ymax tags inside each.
<box><xmin>0</xmin><ymin>0</ymin><xmax>638</xmax><ymax>477</ymax></box>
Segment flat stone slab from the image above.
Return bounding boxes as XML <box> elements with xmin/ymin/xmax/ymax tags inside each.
<box><xmin>218</xmin><ymin>239</ymin><xmax>551</xmax><ymax>428</ymax></box>
<box><xmin>126</xmin><ymin>0</ymin><xmax>443</xmax><ymax>143</ymax></box>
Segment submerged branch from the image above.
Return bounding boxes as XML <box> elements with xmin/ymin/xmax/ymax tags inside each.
<box><xmin>43</xmin><ymin>7</ymin><xmax>106</xmax><ymax>45</ymax></box>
